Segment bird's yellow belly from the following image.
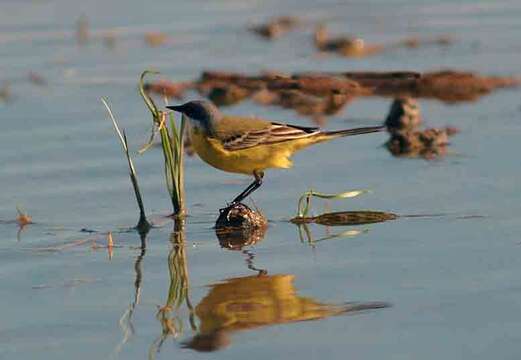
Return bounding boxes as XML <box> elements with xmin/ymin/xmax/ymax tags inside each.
<box><xmin>190</xmin><ymin>130</ymin><xmax>294</xmax><ymax>175</ymax></box>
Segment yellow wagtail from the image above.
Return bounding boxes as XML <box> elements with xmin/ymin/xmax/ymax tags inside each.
<box><xmin>167</xmin><ymin>100</ymin><xmax>383</xmax><ymax>204</ymax></box>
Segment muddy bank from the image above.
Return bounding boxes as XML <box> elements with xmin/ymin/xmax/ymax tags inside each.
<box><xmin>146</xmin><ymin>70</ymin><xmax>519</xmax><ymax>121</ymax></box>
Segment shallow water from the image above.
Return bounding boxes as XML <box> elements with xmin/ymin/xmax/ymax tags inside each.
<box><xmin>1</xmin><ymin>0</ymin><xmax>521</xmax><ymax>359</ymax></box>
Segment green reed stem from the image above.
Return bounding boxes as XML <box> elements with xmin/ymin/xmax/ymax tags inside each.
<box><xmin>296</xmin><ymin>189</ymin><xmax>370</xmax><ymax>218</ymax></box>
<box><xmin>101</xmin><ymin>97</ymin><xmax>151</xmax><ymax>233</ymax></box>
<box><xmin>139</xmin><ymin>71</ymin><xmax>185</xmax><ymax>217</ymax></box>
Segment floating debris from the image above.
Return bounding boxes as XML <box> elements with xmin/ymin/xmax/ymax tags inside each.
<box><xmin>291</xmin><ymin>210</ymin><xmax>398</xmax><ymax>226</ymax></box>
<box><xmin>28</xmin><ymin>71</ymin><xmax>47</xmax><ymax>86</ymax></box>
<box><xmin>76</xmin><ymin>15</ymin><xmax>89</xmax><ymax>45</ymax></box>
<box><xmin>107</xmin><ymin>231</ymin><xmax>114</xmax><ymax>260</ymax></box>
<box><xmin>291</xmin><ymin>189</ymin><xmax>396</xmax><ymax>226</ymax></box>
<box><xmin>102</xmin><ymin>32</ymin><xmax>117</xmax><ymax>49</ymax></box>
<box><xmin>0</xmin><ymin>82</ymin><xmax>11</xmax><ymax>102</ymax></box>
<box><xmin>385</xmin><ymin>98</ymin><xmax>459</xmax><ymax>159</ymax></box>
<box><xmin>144</xmin><ymin>32</ymin><xmax>170</xmax><ymax>47</ymax></box>
<box><xmin>314</xmin><ymin>25</ymin><xmax>384</xmax><ymax>58</ymax></box>
<box><xmin>16</xmin><ymin>206</ymin><xmax>32</xmax><ymax>227</ymax></box>
<box><xmin>386</xmin><ymin>127</ymin><xmax>455</xmax><ymax>159</ymax></box>
<box><xmin>397</xmin><ymin>35</ymin><xmax>453</xmax><ymax>49</ymax></box>
<box><xmin>290</xmin><ymin>189</ymin><xmax>397</xmax><ymax>242</ymax></box>
<box><xmin>314</xmin><ymin>25</ymin><xmax>453</xmax><ymax>58</ymax></box>
<box><xmin>249</xmin><ymin>16</ymin><xmax>300</xmax><ymax>39</ymax></box>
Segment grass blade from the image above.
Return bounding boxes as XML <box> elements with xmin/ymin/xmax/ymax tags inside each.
<box><xmin>101</xmin><ymin>97</ymin><xmax>151</xmax><ymax>232</ymax></box>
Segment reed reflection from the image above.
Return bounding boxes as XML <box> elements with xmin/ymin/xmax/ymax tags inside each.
<box><xmin>115</xmin><ymin>229</ymin><xmax>148</xmax><ymax>356</ymax></box>
<box><xmin>151</xmin><ymin>220</ymin><xmax>196</xmax><ymax>357</ymax></box>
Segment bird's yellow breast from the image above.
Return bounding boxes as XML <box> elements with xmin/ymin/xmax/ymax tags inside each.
<box><xmin>190</xmin><ymin>128</ymin><xmax>297</xmax><ymax>175</ymax></box>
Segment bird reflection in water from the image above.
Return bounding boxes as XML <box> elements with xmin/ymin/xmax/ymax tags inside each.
<box><xmin>182</xmin><ymin>273</ymin><xmax>389</xmax><ymax>352</ymax></box>
<box><xmin>181</xmin><ymin>220</ymin><xmax>389</xmax><ymax>352</ymax></box>
<box><xmin>151</xmin><ymin>218</ymin><xmax>389</xmax><ymax>354</ymax></box>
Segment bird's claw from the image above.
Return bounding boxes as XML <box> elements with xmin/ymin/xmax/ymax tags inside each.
<box><xmin>219</xmin><ymin>201</ymin><xmax>239</xmax><ymax>213</ymax></box>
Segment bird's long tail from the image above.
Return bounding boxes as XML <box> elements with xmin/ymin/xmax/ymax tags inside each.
<box><xmin>322</xmin><ymin>125</ymin><xmax>385</xmax><ymax>139</ymax></box>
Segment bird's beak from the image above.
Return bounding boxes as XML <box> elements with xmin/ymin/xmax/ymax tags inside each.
<box><xmin>166</xmin><ymin>105</ymin><xmax>184</xmax><ymax>113</ymax></box>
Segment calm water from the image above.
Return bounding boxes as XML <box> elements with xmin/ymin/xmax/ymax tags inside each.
<box><xmin>1</xmin><ymin>0</ymin><xmax>521</xmax><ymax>359</ymax></box>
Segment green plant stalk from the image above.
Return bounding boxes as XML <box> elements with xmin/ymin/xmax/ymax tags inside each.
<box><xmin>159</xmin><ymin>115</ymin><xmax>181</xmax><ymax>213</ymax></box>
<box><xmin>139</xmin><ymin>71</ymin><xmax>160</xmax><ymax>118</ymax></box>
<box><xmin>101</xmin><ymin>97</ymin><xmax>151</xmax><ymax>232</ymax></box>
<box><xmin>139</xmin><ymin>71</ymin><xmax>185</xmax><ymax>216</ymax></box>
<box><xmin>174</xmin><ymin>114</ymin><xmax>186</xmax><ymax>212</ymax></box>
<box><xmin>297</xmin><ymin>189</ymin><xmax>370</xmax><ymax>217</ymax></box>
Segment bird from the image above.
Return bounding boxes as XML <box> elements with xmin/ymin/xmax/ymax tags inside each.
<box><xmin>167</xmin><ymin>100</ymin><xmax>384</xmax><ymax>205</ymax></box>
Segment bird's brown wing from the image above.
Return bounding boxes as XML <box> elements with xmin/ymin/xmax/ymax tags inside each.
<box><xmin>215</xmin><ymin>116</ymin><xmax>320</xmax><ymax>151</ymax></box>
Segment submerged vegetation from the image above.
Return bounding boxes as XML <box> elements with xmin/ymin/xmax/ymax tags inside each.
<box><xmin>291</xmin><ymin>189</ymin><xmax>397</xmax><ymax>245</ymax></box>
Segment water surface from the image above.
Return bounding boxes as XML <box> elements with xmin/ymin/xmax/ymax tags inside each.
<box><xmin>1</xmin><ymin>0</ymin><xmax>521</xmax><ymax>359</ymax></box>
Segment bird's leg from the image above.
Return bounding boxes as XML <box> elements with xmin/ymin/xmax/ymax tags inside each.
<box><xmin>230</xmin><ymin>170</ymin><xmax>264</xmax><ymax>205</ymax></box>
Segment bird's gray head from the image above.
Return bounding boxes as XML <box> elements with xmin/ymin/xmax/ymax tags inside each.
<box><xmin>167</xmin><ymin>100</ymin><xmax>221</xmax><ymax>134</ymax></box>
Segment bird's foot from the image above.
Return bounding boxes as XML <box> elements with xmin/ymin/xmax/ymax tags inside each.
<box><xmin>219</xmin><ymin>201</ymin><xmax>238</xmax><ymax>213</ymax></box>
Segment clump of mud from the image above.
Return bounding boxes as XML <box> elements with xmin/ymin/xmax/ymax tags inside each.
<box><xmin>215</xmin><ymin>203</ymin><xmax>268</xmax><ymax>250</ymax></box>
<box><xmin>144</xmin><ymin>70</ymin><xmax>519</xmax><ymax>122</ymax></box>
<box><xmin>143</xmin><ymin>80</ymin><xmax>193</xmax><ymax>100</ymax></box>
<box><xmin>249</xmin><ymin>16</ymin><xmax>300</xmax><ymax>39</ymax></box>
<box><xmin>385</xmin><ymin>98</ymin><xmax>459</xmax><ymax>159</ymax></box>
